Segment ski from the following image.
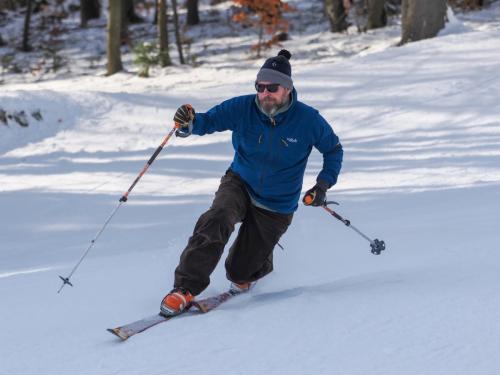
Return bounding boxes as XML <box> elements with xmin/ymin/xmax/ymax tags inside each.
<box><xmin>191</xmin><ymin>291</ymin><xmax>235</xmax><ymax>313</ymax></box>
<box><xmin>107</xmin><ymin>313</ymin><xmax>173</xmax><ymax>340</ymax></box>
<box><xmin>107</xmin><ymin>291</ymin><xmax>238</xmax><ymax>341</ymax></box>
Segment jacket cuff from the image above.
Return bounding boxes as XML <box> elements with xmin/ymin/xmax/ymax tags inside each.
<box><xmin>316</xmin><ymin>179</ymin><xmax>330</xmax><ymax>192</ymax></box>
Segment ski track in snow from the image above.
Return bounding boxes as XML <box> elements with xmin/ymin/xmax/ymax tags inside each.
<box><xmin>1</xmin><ymin>5</ymin><xmax>500</xmax><ymax>375</ymax></box>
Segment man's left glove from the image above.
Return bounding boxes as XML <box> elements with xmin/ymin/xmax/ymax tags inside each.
<box><xmin>174</xmin><ymin>104</ymin><xmax>195</xmax><ymax>138</ymax></box>
<box><xmin>302</xmin><ymin>180</ymin><xmax>329</xmax><ymax>206</ymax></box>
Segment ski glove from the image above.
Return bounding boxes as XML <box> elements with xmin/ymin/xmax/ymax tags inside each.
<box><xmin>174</xmin><ymin>104</ymin><xmax>195</xmax><ymax>138</ymax></box>
<box><xmin>303</xmin><ymin>180</ymin><xmax>329</xmax><ymax>207</ymax></box>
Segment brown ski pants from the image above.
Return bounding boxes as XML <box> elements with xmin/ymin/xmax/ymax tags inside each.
<box><xmin>174</xmin><ymin>170</ymin><xmax>293</xmax><ymax>295</ymax></box>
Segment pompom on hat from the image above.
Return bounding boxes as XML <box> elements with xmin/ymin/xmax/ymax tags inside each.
<box><xmin>256</xmin><ymin>49</ymin><xmax>293</xmax><ymax>90</ymax></box>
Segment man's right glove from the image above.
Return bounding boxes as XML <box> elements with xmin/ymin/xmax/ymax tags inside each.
<box><xmin>302</xmin><ymin>180</ymin><xmax>328</xmax><ymax>206</ymax></box>
<box><xmin>174</xmin><ymin>104</ymin><xmax>195</xmax><ymax>138</ymax></box>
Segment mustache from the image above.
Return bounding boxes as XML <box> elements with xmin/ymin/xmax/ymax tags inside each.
<box><xmin>261</xmin><ymin>97</ymin><xmax>278</xmax><ymax>102</ymax></box>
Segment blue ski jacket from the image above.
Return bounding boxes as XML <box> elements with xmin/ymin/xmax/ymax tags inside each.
<box><xmin>193</xmin><ymin>88</ymin><xmax>343</xmax><ymax>214</ymax></box>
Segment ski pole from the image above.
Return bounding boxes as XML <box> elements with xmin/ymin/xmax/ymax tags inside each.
<box><xmin>58</xmin><ymin>123</ymin><xmax>180</xmax><ymax>293</ymax></box>
<box><xmin>305</xmin><ymin>196</ymin><xmax>386</xmax><ymax>255</ymax></box>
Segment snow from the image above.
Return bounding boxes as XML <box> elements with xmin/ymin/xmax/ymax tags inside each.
<box><xmin>2</xmin><ymin>2</ymin><xmax>500</xmax><ymax>375</ymax></box>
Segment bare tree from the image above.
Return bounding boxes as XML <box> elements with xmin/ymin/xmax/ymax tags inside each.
<box><xmin>158</xmin><ymin>0</ymin><xmax>171</xmax><ymax>66</ymax></box>
<box><xmin>0</xmin><ymin>0</ymin><xmax>17</xmax><ymax>12</ymax></box>
<box><xmin>350</xmin><ymin>0</ymin><xmax>387</xmax><ymax>31</ymax></box>
<box><xmin>22</xmin><ymin>0</ymin><xmax>33</xmax><ymax>51</ymax></box>
<box><xmin>107</xmin><ymin>0</ymin><xmax>123</xmax><ymax>75</ymax></box>
<box><xmin>125</xmin><ymin>0</ymin><xmax>144</xmax><ymax>23</ymax></box>
<box><xmin>153</xmin><ymin>0</ymin><xmax>159</xmax><ymax>24</ymax></box>
<box><xmin>121</xmin><ymin>5</ymin><xmax>129</xmax><ymax>44</ymax></box>
<box><xmin>366</xmin><ymin>0</ymin><xmax>387</xmax><ymax>29</ymax></box>
<box><xmin>324</xmin><ymin>0</ymin><xmax>349</xmax><ymax>33</ymax></box>
<box><xmin>171</xmin><ymin>0</ymin><xmax>185</xmax><ymax>64</ymax></box>
<box><xmin>186</xmin><ymin>0</ymin><xmax>200</xmax><ymax>26</ymax></box>
<box><xmin>80</xmin><ymin>0</ymin><xmax>100</xmax><ymax>27</ymax></box>
<box><xmin>400</xmin><ymin>0</ymin><xmax>447</xmax><ymax>45</ymax></box>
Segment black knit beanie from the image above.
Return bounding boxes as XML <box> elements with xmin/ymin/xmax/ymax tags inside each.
<box><xmin>256</xmin><ymin>50</ymin><xmax>293</xmax><ymax>90</ymax></box>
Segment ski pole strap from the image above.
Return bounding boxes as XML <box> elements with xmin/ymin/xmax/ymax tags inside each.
<box><xmin>120</xmin><ymin>124</ymin><xmax>180</xmax><ymax>202</ymax></box>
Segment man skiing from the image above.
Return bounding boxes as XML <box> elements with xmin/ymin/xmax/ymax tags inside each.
<box><xmin>160</xmin><ymin>49</ymin><xmax>343</xmax><ymax>316</ymax></box>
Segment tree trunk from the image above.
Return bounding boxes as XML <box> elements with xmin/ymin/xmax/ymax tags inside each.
<box><xmin>171</xmin><ymin>0</ymin><xmax>185</xmax><ymax>64</ymax></box>
<box><xmin>400</xmin><ymin>0</ymin><xmax>447</xmax><ymax>45</ymax></box>
<box><xmin>186</xmin><ymin>0</ymin><xmax>200</xmax><ymax>26</ymax></box>
<box><xmin>121</xmin><ymin>0</ymin><xmax>130</xmax><ymax>44</ymax></box>
<box><xmin>107</xmin><ymin>0</ymin><xmax>123</xmax><ymax>75</ymax></box>
<box><xmin>21</xmin><ymin>0</ymin><xmax>33</xmax><ymax>52</ymax></box>
<box><xmin>153</xmin><ymin>0</ymin><xmax>158</xmax><ymax>24</ymax></box>
<box><xmin>256</xmin><ymin>25</ymin><xmax>263</xmax><ymax>58</ymax></box>
<box><xmin>125</xmin><ymin>0</ymin><xmax>144</xmax><ymax>23</ymax></box>
<box><xmin>0</xmin><ymin>33</ymin><xmax>5</xmax><ymax>47</ymax></box>
<box><xmin>366</xmin><ymin>0</ymin><xmax>387</xmax><ymax>29</ymax></box>
<box><xmin>80</xmin><ymin>0</ymin><xmax>100</xmax><ymax>27</ymax></box>
<box><xmin>158</xmin><ymin>0</ymin><xmax>171</xmax><ymax>67</ymax></box>
<box><xmin>0</xmin><ymin>0</ymin><xmax>17</xmax><ymax>12</ymax></box>
<box><xmin>324</xmin><ymin>0</ymin><xmax>349</xmax><ymax>33</ymax></box>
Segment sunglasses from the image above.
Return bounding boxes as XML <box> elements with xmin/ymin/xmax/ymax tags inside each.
<box><xmin>255</xmin><ymin>83</ymin><xmax>280</xmax><ymax>93</ymax></box>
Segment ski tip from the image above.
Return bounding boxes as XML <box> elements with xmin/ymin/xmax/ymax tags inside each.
<box><xmin>107</xmin><ymin>328</ymin><xmax>129</xmax><ymax>341</ymax></box>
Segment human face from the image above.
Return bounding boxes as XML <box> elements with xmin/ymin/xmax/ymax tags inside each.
<box><xmin>256</xmin><ymin>81</ymin><xmax>291</xmax><ymax>116</ymax></box>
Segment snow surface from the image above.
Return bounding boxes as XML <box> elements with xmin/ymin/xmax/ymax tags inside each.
<box><xmin>1</xmin><ymin>4</ymin><xmax>500</xmax><ymax>375</ymax></box>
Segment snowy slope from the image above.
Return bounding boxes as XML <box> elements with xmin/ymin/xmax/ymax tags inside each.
<box><xmin>2</xmin><ymin>9</ymin><xmax>500</xmax><ymax>375</ymax></box>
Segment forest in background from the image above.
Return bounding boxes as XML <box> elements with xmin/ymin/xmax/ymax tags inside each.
<box><xmin>0</xmin><ymin>0</ymin><xmax>496</xmax><ymax>82</ymax></box>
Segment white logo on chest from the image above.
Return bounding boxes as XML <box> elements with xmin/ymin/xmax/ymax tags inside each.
<box><xmin>286</xmin><ymin>137</ymin><xmax>298</xmax><ymax>143</ymax></box>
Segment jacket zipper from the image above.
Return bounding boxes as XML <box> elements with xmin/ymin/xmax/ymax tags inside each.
<box><xmin>260</xmin><ymin>116</ymin><xmax>276</xmax><ymax>190</ymax></box>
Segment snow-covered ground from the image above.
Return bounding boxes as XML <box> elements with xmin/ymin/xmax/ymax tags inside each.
<box><xmin>1</xmin><ymin>3</ymin><xmax>500</xmax><ymax>375</ymax></box>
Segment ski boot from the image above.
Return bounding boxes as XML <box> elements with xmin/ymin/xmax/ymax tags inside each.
<box><xmin>160</xmin><ymin>287</ymin><xmax>194</xmax><ymax>316</ymax></box>
<box><xmin>229</xmin><ymin>281</ymin><xmax>255</xmax><ymax>295</ymax></box>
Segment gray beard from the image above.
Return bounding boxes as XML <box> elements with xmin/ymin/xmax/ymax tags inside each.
<box><xmin>262</xmin><ymin>103</ymin><xmax>278</xmax><ymax>117</ymax></box>
<box><xmin>259</xmin><ymin>95</ymin><xmax>290</xmax><ymax>117</ymax></box>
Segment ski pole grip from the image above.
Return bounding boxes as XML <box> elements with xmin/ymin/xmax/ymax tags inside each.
<box><xmin>147</xmin><ymin>145</ymin><xmax>163</xmax><ymax>165</ymax></box>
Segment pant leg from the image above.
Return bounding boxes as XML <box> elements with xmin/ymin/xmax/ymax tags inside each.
<box><xmin>225</xmin><ymin>204</ymin><xmax>293</xmax><ymax>284</ymax></box>
<box><xmin>174</xmin><ymin>171</ymin><xmax>250</xmax><ymax>295</ymax></box>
